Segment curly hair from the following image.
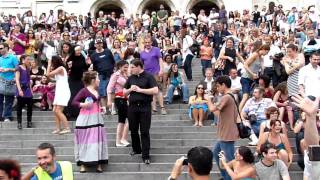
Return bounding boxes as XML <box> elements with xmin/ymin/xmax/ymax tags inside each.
<box><xmin>0</xmin><ymin>159</ymin><xmax>21</xmax><ymax>180</ymax></box>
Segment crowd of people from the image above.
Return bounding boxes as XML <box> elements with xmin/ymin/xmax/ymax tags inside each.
<box><xmin>0</xmin><ymin>1</ymin><xmax>320</xmax><ymax>179</ymax></box>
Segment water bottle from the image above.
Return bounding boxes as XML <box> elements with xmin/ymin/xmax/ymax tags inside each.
<box><xmin>85</xmin><ymin>97</ymin><xmax>94</xmax><ymax>110</ymax></box>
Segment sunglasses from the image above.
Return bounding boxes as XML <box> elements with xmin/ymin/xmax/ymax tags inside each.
<box><xmin>197</xmin><ymin>87</ymin><xmax>204</xmax><ymax>90</ymax></box>
<box><xmin>0</xmin><ymin>48</ymin><xmax>4</xmax><ymax>50</ymax></box>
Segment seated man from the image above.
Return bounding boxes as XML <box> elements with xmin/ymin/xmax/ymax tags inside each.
<box><xmin>255</xmin><ymin>142</ymin><xmax>290</xmax><ymax>180</ymax></box>
<box><xmin>199</xmin><ymin>68</ymin><xmax>215</xmax><ymax>96</ymax></box>
<box><xmin>229</xmin><ymin>68</ymin><xmax>242</xmax><ymax>103</ymax></box>
<box><xmin>168</xmin><ymin>146</ymin><xmax>213</xmax><ymax>180</ymax></box>
<box><xmin>241</xmin><ymin>87</ymin><xmax>276</xmax><ymax>145</ymax></box>
<box><xmin>22</xmin><ymin>143</ymin><xmax>73</xmax><ymax>180</ymax></box>
<box><xmin>302</xmin><ymin>30</ymin><xmax>320</xmax><ymax>64</ymax></box>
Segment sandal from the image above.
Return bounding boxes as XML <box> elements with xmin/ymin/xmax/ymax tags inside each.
<box><xmin>52</xmin><ymin>129</ymin><xmax>60</xmax><ymax>134</ymax></box>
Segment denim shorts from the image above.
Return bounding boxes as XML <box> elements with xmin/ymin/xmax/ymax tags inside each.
<box><xmin>240</xmin><ymin>77</ymin><xmax>254</xmax><ymax>94</ymax></box>
<box><xmin>98</xmin><ymin>74</ymin><xmax>110</xmax><ymax>97</ymax></box>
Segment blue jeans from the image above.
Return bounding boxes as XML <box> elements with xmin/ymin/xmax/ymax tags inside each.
<box><xmin>0</xmin><ymin>94</ymin><xmax>14</xmax><ymax>119</ymax></box>
<box><xmin>213</xmin><ymin>141</ymin><xmax>235</xmax><ymax>180</ymax></box>
<box><xmin>98</xmin><ymin>75</ymin><xmax>110</xmax><ymax>97</ymax></box>
<box><xmin>175</xmin><ymin>56</ymin><xmax>183</xmax><ymax>68</ymax></box>
<box><xmin>201</xmin><ymin>60</ymin><xmax>212</xmax><ymax>77</ymax></box>
<box><xmin>165</xmin><ymin>84</ymin><xmax>189</xmax><ymax>103</ymax></box>
<box><xmin>251</xmin><ymin>120</ymin><xmax>263</xmax><ymax>136</ymax></box>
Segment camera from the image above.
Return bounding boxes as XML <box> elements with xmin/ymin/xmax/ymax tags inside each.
<box><xmin>308</xmin><ymin>145</ymin><xmax>320</xmax><ymax>161</ymax></box>
<box><xmin>273</xmin><ymin>52</ymin><xmax>284</xmax><ymax>61</ymax></box>
<box><xmin>248</xmin><ymin>114</ymin><xmax>257</xmax><ymax>122</ymax></box>
<box><xmin>182</xmin><ymin>157</ymin><xmax>188</xmax><ymax>166</ymax></box>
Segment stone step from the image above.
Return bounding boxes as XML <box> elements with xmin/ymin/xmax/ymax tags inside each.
<box><xmin>18</xmin><ymin>161</ymin><xmax>303</xmax><ymax>172</ymax></box>
<box><xmin>0</xmin><ymin>132</ymin><xmax>218</xmax><ymax>141</ymax></box>
<box><xmin>0</xmin><ymin>139</ymin><xmax>297</xmax><ymax>148</ymax></box>
<box><xmin>0</xmin><ymin>146</ymin><xmax>299</xmax><ymax>155</ymax></box>
<box><xmin>69</xmin><ymin>171</ymin><xmax>302</xmax><ymax>180</ymax></box>
<box><xmin>0</xmin><ymin>126</ymin><xmax>215</xmax><ymax>134</ymax></box>
<box><xmin>0</xmin><ymin>120</ymin><xmax>213</xmax><ymax>128</ymax></box>
<box><xmin>9</xmin><ymin>114</ymin><xmax>191</xmax><ymax>121</ymax></box>
<box><xmin>15</xmin><ymin>109</ymin><xmax>190</xmax><ymax>116</ymax></box>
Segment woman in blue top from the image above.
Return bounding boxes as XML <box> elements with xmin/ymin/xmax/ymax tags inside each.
<box><xmin>164</xmin><ymin>63</ymin><xmax>189</xmax><ymax>104</ymax></box>
<box><xmin>15</xmin><ymin>55</ymin><xmax>33</xmax><ymax>129</ymax></box>
<box><xmin>257</xmin><ymin>119</ymin><xmax>293</xmax><ymax>167</ymax></box>
<box><xmin>219</xmin><ymin>146</ymin><xmax>256</xmax><ymax>180</ymax></box>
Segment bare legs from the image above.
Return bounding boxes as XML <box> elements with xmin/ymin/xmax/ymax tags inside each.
<box><xmin>192</xmin><ymin>108</ymin><xmax>206</xmax><ymax>127</ymax></box>
<box><xmin>116</xmin><ymin>122</ymin><xmax>129</xmax><ymax>144</ymax></box>
<box><xmin>52</xmin><ymin>105</ymin><xmax>69</xmax><ymax>134</ymax></box>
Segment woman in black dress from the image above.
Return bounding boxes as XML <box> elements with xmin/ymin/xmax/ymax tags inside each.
<box><xmin>64</xmin><ymin>45</ymin><xmax>90</xmax><ymax>119</ymax></box>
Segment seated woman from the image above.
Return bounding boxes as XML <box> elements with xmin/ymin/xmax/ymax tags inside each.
<box><xmin>219</xmin><ymin>146</ymin><xmax>256</xmax><ymax>180</ymax></box>
<box><xmin>259</xmin><ymin>106</ymin><xmax>287</xmax><ymax>136</ymax></box>
<box><xmin>162</xmin><ymin>54</ymin><xmax>173</xmax><ymax>94</ymax></box>
<box><xmin>32</xmin><ymin>76</ymin><xmax>55</xmax><ymax>110</ymax></box>
<box><xmin>257</xmin><ymin>119</ymin><xmax>293</xmax><ymax>167</ymax></box>
<box><xmin>30</xmin><ymin>58</ymin><xmax>45</xmax><ymax>86</ymax></box>
<box><xmin>273</xmin><ymin>82</ymin><xmax>294</xmax><ymax>130</ymax></box>
<box><xmin>258</xmin><ymin>75</ymin><xmax>274</xmax><ymax>99</ymax></box>
<box><xmin>165</xmin><ymin>63</ymin><xmax>189</xmax><ymax>104</ymax></box>
<box><xmin>188</xmin><ymin>84</ymin><xmax>208</xmax><ymax>127</ymax></box>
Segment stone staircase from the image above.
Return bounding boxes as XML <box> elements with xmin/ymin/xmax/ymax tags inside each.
<box><xmin>0</xmin><ymin>59</ymin><xmax>303</xmax><ymax>180</ymax></box>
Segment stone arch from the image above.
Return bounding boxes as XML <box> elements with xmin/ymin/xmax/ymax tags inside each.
<box><xmin>90</xmin><ymin>0</ymin><xmax>128</xmax><ymax>18</ymax></box>
<box><xmin>137</xmin><ymin>0</ymin><xmax>176</xmax><ymax>15</ymax></box>
<box><xmin>186</xmin><ymin>0</ymin><xmax>224</xmax><ymax>15</ymax></box>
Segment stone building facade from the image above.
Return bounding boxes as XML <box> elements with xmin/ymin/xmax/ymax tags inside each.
<box><xmin>0</xmin><ymin>0</ymin><xmax>319</xmax><ymax>17</ymax></box>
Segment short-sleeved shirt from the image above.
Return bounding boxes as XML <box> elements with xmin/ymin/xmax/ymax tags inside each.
<box><xmin>157</xmin><ymin>10</ymin><xmax>168</xmax><ymax>22</ymax></box>
<box><xmin>16</xmin><ymin>66</ymin><xmax>32</xmax><ymax>97</ymax></box>
<box><xmin>298</xmin><ymin>64</ymin><xmax>320</xmax><ymax>97</ymax></box>
<box><xmin>140</xmin><ymin>47</ymin><xmax>161</xmax><ymax>75</ymax></box>
<box><xmin>216</xmin><ymin>94</ymin><xmax>239</xmax><ymax>141</ymax></box>
<box><xmin>31</xmin><ymin>162</ymin><xmax>63</xmax><ymax>180</ymax></box>
<box><xmin>242</xmin><ymin>98</ymin><xmax>276</xmax><ymax>122</ymax></box>
<box><xmin>124</xmin><ymin>71</ymin><xmax>157</xmax><ymax>103</ymax></box>
<box><xmin>11</xmin><ymin>33</ymin><xmax>26</xmax><ymax>55</ymax></box>
<box><xmin>0</xmin><ymin>54</ymin><xmax>19</xmax><ymax>80</ymax></box>
<box><xmin>255</xmin><ymin>159</ymin><xmax>289</xmax><ymax>180</ymax></box>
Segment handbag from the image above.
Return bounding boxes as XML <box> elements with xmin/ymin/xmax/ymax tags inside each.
<box><xmin>0</xmin><ymin>77</ymin><xmax>17</xmax><ymax>96</ymax></box>
<box><xmin>227</xmin><ymin>93</ymin><xmax>251</xmax><ymax>139</ymax></box>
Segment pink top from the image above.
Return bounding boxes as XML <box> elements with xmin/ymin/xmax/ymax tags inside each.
<box><xmin>107</xmin><ymin>70</ymin><xmax>128</xmax><ymax>96</ymax></box>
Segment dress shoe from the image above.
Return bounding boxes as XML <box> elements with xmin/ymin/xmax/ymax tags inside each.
<box><xmin>27</xmin><ymin>122</ymin><xmax>32</xmax><ymax>128</ymax></box>
<box><xmin>17</xmin><ymin>123</ymin><xmax>22</xmax><ymax>130</ymax></box>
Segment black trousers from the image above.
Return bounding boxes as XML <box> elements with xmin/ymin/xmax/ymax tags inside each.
<box><xmin>16</xmin><ymin>97</ymin><xmax>33</xmax><ymax>123</ymax></box>
<box><xmin>114</xmin><ymin>98</ymin><xmax>128</xmax><ymax>124</ymax></box>
<box><xmin>183</xmin><ymin>54</ymin><xmax>194</xmax><ymax>80</ymax></box>
<box><xmin>128</xmin><ymin>102</ymin><xmax>152</xmax><ymax>160</ymax></box>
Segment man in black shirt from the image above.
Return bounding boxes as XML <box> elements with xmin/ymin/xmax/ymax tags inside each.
<box><xmin>124</xmin><ymin>59</ymin><xmax>158</xmax><ymax>164</ymax></box>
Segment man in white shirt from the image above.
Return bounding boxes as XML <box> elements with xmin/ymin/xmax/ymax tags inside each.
<box><xmin>263</xmin><ymin>35</ymin><xmax>281</xmax><ymax>87</ymax></box>
<box><xmin>46</xmin><ymin>10</ymin><xmax>56</xmax><ymax>28</ymax></box>
<box><xmin>142</xmin><ymin>10</ymin><xmax>151</xmax><ymax>30</ymax></box>
<box><xmin>184</xmin><ymin>9</ymin><xmax>196</xmax><ymax>30</ymax></box>
<box><xmin>298</xmin><ymin>52</ymin><xmax>320</xmax><ymax>97</ymax></box>
<box><xmin>229</xmin><ymin>68</ymin><xmax>241</xmax><ymax>102</ymax></box>
<box><xmin>302</xmin><ymin>30</ymin><xmax>320</xmax><ymax>64</ymax></box>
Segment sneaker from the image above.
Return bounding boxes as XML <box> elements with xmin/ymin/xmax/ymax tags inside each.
<box><xmin>59</xmin><ymin>128</ymin><xmax>71</xmax><ymax>134</ymax></box>
<box><xmin>17</xmin><ymin>123</ymin><xmax>22</xmax><ymax>130</ymax></box>
<box><xmin>160</xmin><ymin>107</ymin><xmax>167</xmax><ymax>115</ymax></box>
<box><xmin>116</xmin><ymin>143</ymin><xmax>127</xmax><ymax>147</ymax></box>
<box><xmin>52</xmin><ymin>129</ymin><xmax>60</xmax><ymax>134</ymax></box>
<box><xmin>111</xmin><ymin>110</ymin><xmax>117</xmax><ymax>115</ymax></box>
<box><xmin>120</xmin><ymin>140</ymin><xmax>130</xmax><ymax>146</ymax></box>
<box><xmin>143</xmin><ymin>159</ymin><xmax>150</xmax><ymax>165</ymax></box>
<box><xmin>4</xmin><ymin>118</ymin><xmax>11</xmax><ymax>122</ymax></box>
<box><xmin>27</xmin><ymin>122</ymin><xmax>32</xmax><ymax>128</ymax></box>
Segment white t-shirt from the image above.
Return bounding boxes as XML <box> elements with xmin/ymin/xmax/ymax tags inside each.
<box><xmin>230</xmin><ymin>76</ymin><xmax>241</xmax><ymax>90</ymax></box>
<box><xmin>304</xmin><ymin>150</ymin><xmax>320</xmax><ymax>180</ymax></box>
<box><xmin>298</xmin><ymin>64</ymin><xmax>320</xmax><ymax>97</ymax></box>
<box><xmin>263</xmin><ymin>44</ymin><xmax>281</xmax><ymax>68</ymax></box>
<box><xmin>142</xmin><ymin>14</ymin><xmax>150</xmax><ymax>26</ymax></box>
